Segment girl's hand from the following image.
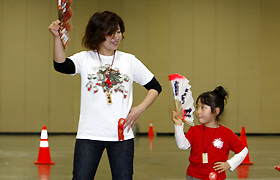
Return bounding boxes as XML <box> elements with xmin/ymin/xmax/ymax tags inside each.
<box><xmin>213</xmin><ymin>162</ymin><xmax>231</xmax><ymax>173</ymax></box>
<box><xmin>124</xmin><ymin>106</ymin><xmax>145</xmax><ymax>132</ymax></box>
<box><xmin>172</xmin><ymin>110</ymin><xmax>183</xmax><ymax>126</ymax></box>
<box><xmin>49</xmin><ymin>20</ymin><xmax>61</xmax><ymax>37</ymax></box>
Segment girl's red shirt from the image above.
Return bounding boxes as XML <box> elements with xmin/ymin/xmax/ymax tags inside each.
<box><xmin>185</xmin><ymin>124</ymin><xmax>245</xmax><ymax>180</ymax></box>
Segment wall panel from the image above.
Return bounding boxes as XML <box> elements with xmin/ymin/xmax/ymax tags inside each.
<box><xmin>239</xmin><ymin>0</ymin><xmax>261</xmax><ymax>133</ymax></box>
<box><xmin>216</xmin><ymin>0</ymin><xmax>239</xmax><ymax>131</ymax></box>
<box><xmin>192</xmin><ymin>0</ymin><xmax>217</xmax><ymax>101</ymax></box>
<box><xmin>1</xmin><ymin>0</ymin><xmax>26</xmax><ymax>132</ymax></box>
<box><xmin>260</xmin><ymin>0</ymin><xmax>280</xmax><ymax>133</ymax></box>
<box><xmin>25</xmin><ymin>0</ymin><xmax>51</xmax><ymax>131</ymax></box>
<box><xmin>144</xmin><ymin>0</ymin><xmax>171</xmax><ymax>133</ymax></box>
<box><xmin>0</xmin><ymin>0</ymin><xmax>2</xmax><ymax>131</ymax></box>
<box><xmin>169</xmin><ymin>0</ymin><xmax>193</xmax><ymax>78</ymax></box>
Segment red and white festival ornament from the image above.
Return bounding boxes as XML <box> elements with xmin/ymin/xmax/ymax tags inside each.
<box><xmin>169</xmin><ymin>73</ymin><xmax>195</xmax><ymax>126</ymax></box>
<box><xmin>118</xmin><ymin>118</ymin><xmax>125</xmax><ymax>141</ymax></box>
<box><xmin>57</xmin><ymin>0</ymin><xmax>73</xmax><ymax>49</ymax></box>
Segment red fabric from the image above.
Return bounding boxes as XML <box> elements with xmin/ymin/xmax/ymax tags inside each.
<box><xmin>185</xmin><ymin>124</ymin><xmax>245</xmax><ymax>180</ymax></box>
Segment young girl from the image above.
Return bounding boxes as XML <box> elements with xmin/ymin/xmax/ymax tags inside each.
<box><xmin>172</xmin><ymin>86</ymin><xmax>248</xmax><ymax>180</ymax></box>
<box><xmin>49</xmin><ymin>11</ymin><xmax>161</xmax><ymax>180</ymax></box>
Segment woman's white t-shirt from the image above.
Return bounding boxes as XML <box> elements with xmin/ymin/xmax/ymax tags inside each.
<box><xmin>69</xmin><ymin>50</ymin><xmax>154</xmax><ymax>141</ymax></box>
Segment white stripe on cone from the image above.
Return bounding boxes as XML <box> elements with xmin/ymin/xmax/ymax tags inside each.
<box><xmin>40</xmin><ymin>140</ymin><xmax>49</xmax><ymax>148</ymax></box>
<box><xmin>41</xmin><ymin>130</ymin><xmax>48</xmax><ymax>140</ymax></box>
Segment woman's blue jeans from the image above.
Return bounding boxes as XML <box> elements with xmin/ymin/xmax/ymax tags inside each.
<box><xmin>72</xmin><ymin>138</ymin><xmax>134</xmax><ymax>180</ymax></box>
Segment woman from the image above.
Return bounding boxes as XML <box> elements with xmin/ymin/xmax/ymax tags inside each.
<box><xmin>49</xmin><ymin>11</ymin><xmax>161</xmax><ymax>180</ymax></box>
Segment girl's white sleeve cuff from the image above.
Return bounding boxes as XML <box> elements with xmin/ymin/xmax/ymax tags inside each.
<box><xmin>227</xmin><ymin>147</ymin><xmax>249</xmax><ymax>171</ymax></box>
<box><xmin>174</xmin><ymin>124</ymin><xmax>191</xmax><ymax>150</ymax></box>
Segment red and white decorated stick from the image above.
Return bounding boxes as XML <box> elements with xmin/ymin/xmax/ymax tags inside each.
<box><xmin>275</xmin><ymin>166</ymin><xmax>280</xmax><ymax>172</ymax></box>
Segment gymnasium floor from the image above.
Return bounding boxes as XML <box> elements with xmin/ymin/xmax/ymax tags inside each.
<box><xmin>0</xmin><ymin>134</ymin><xmax>279</xmax><ymax>180</ymax></box>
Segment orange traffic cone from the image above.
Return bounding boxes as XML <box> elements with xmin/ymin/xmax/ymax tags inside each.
<box><xmin>148</xmin><ymin>121</ymin><xmax>154</xmax><ymax>137</ymax></box>
<box><xmin>240</xmin><ymin>126</ymin><xmax>253</xmax><ymax>165</ymax></box>
<box><xmin>34</xmin><ymin>126</ymin><xmax>55</xmax><ymax>164</ymax></box>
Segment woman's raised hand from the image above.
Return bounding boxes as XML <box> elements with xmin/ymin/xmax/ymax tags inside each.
<box><xmin>49</xmin><ymin>20</ymin><xmax>61</xmax><ymax>37</ymax></box>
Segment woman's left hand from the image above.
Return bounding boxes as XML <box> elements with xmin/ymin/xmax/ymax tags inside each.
<box><xmin>213</xmin><ymin>162</ymin><xmax>231</xmax><ymax>173</ymax></box>
<box><xmin>124</xmin><ymin>106</ymin><xmax>145</xmax><ymax>132</ymax></box>
<box><xmin>124</xmin><ymin>89</ymin><xmax>159</xmax><ymax>133</ymax></box>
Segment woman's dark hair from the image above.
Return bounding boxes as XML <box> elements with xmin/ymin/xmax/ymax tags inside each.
<box><xmin>82</xmin><ymin>11</ymin><xmax>125</xmax><ymax>50</ymax></box>
<box><xmin>196</xmin><ymin>86</ymin><xmax>228</xmax><ymax>120</ymax></box>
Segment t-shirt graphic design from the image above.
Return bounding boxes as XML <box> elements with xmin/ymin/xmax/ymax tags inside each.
<box><xmin>213</xmin><ymin>138</ymin><xmax>224</xmax><ymax>149</ymax></box>
<box><xmin>86</xmin><ymin>64</ymin><xmax>130</xmax><ymax>98</ymax></box>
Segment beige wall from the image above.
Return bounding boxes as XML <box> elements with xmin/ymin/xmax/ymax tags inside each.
<box><xmin>0</xmin><ymin>0</ymin><xmax>279</xmax><ymax>133</ymax></box>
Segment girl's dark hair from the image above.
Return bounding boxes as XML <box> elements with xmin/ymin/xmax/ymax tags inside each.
<box><xmin>196</xmin><ymin>86</ymin><xmax>228</xmax><ymax>120</ymax></box>
<box><xmin>82</xmin><ymin>11</ymin><xmax>125</xmax><ymax>50</ymax></box>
